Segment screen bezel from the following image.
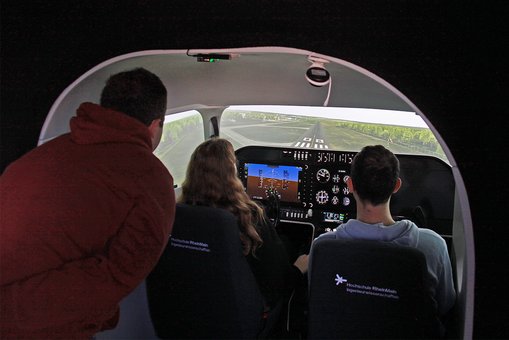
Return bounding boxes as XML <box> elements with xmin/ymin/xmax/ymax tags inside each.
<box><xmin>243</xmin><ymin>162</ymin><xmax>303</xmax><ymax>204</ymax></box>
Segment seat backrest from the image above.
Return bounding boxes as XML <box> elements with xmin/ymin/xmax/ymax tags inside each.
<box><xmin>146</xmin><ymin>203</ymin><xmax>265</xmax><ymax>339</ymax></box>
<box><xmin>308</xmin><ymin>238</ymin><xmax>441</xmax><ymax>339</ymax></box>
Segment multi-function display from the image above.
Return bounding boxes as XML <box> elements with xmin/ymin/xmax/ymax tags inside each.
<box><xmin>245</xmin><ymin>163</ymin><xmax>302</xmax><ymax>203</ymax></box>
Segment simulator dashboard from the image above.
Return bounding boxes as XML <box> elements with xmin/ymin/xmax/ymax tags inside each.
<box><xmin>236</xmin><ymin>146</ymin><xmax>455</xmax><ymax>239</ymax></box>
<box><xmin>241</xmin><ymin>150</ymin><xmax>355</xmax><ymax>226</ymax></box>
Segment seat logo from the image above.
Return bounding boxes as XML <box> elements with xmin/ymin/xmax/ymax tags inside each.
<box><xmin>335</xmin><ymin>274</ymin><xmax>348</xmax><ymax>285</ymax></box>
<box><xmin>335</xmin><ymin>275</ymin><xmax>400</xmax><ymax>299</ymax></box>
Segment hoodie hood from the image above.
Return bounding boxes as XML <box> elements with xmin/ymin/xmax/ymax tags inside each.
<box><xmin>70</xmin><ymin>102</ymin><xmax>152</xmax><ymax>149</ymax></box>
<box><xmin>336</xmin><ymin>219</ymin><xmax>419</xmax><ymax>247</ymax></box>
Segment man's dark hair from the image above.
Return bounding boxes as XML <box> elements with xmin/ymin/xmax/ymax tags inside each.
<box><xmin>350</xmin><ymin>145</ymin><xmax>400</xmax><ymax>205</ymax></box>
<box><xmin>100</xmin><ymin>67</ymin><xmax>167</xmax><ymax>126</ymax></box>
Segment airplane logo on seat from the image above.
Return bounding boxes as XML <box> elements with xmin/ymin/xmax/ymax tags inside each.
<box><xmin>335</xmin><ymin>274</ymin><xmax>347</xmax><ymax>285</ymax></box>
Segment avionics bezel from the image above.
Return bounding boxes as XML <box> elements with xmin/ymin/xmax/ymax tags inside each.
<box><xmin>243</xmin><ymin>162</ymin><xmax>303</xmax><ymax>204</ymax></box>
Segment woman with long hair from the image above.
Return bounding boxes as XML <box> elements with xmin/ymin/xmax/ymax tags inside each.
<box><xmin>179</xmin><ymin>137</ymin><xmax>308</xmax><ymax>310</ymax></box>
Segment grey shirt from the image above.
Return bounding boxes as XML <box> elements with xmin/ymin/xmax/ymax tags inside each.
<box><xmin>312</xmin><ymin>219</ymin><xmax>456</xmax><ymax>316</ymax></box>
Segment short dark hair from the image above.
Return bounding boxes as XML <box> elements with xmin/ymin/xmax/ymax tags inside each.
<box><xmin>350</xmin><ymin>145</ymin><xmax>400</xmax><ymax>205</ymax></box>
<box><xmin>100</xmin><ymin>67</ymin><xmax>167</xmax><ymax>126</ymax></box>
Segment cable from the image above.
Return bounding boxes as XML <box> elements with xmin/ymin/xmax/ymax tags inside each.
<box><xmin>323</xmin><ymin>76</ymin><xmax>332</xmax><ymax>107</ymax></box>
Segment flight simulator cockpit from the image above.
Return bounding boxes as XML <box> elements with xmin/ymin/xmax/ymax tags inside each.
<box><xmin>236</xmin><ymin>145</ymin><xmax>455</xmax><ymax>254</ymax></box>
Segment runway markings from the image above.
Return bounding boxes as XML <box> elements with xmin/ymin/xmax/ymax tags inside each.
<box><xmin>293</xmin><ymin>139</ymin><xmax>329</xmax><ymax>149</ymax></box>
<box><xmin>314</xmin><ymin>144</ymin><xmax>328</xmax><ymax>149</ymax></box>
<box><xmin>291</xmin><ymin>123</ymin><xmax>330</xmax><ymax>150</ymax></box>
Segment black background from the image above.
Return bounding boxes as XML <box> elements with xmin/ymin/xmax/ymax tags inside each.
<box><xmin>1</xmin><ymin>1</ymin><xmax>508</xmax><ymax>337</ymax></box>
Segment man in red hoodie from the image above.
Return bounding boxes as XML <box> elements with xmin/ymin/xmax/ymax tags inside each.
<box><xmin>0</xmin><ymin>68</ymin><xmax>176</xmax><ymax>338</ymax></box>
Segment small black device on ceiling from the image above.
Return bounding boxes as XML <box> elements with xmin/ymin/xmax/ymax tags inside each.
<box><xmin>305</xmin><ymin>56</ymin><xmax>330</xmax><ymax>87</ymax></box>
<box><xmin>196</xmin><ymin>53</ymin><xmax>232</xmax><ymax>62</ymax></box>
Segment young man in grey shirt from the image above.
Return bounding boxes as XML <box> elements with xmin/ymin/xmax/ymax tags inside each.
<box><xmin>312</xmin><ymin>145</ymin><xmax>456</xmax><ymax>317</ymax></box>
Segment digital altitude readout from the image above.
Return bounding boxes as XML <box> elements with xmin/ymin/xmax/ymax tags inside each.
<box><xmin>316</xmin><ymin>152</ymin><xmax>355</xmax><ymax>164</ymax></box>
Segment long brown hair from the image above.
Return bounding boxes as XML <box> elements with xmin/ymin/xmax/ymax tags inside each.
<box><xmin>179</xmin><ymin>138</ymin><xmax>265</xmax><ymax>255</ymax></box>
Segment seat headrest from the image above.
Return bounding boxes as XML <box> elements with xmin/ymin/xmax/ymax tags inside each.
<box><xmin>170</xmin><ymin>203</ymin><xmax>241</xmax><ymax>255</ymax></box>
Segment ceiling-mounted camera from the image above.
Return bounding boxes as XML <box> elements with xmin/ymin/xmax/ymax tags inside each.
<box><xmin>305</xmin><ymin>56</ymin><xmax>330</xmax><ymax>87</ymax></box>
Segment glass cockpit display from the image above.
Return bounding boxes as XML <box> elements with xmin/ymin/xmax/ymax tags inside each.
<box><xmin>244</xmin><ymin>163</ymin><xmax>302</xmax><ymax>203</ymax></box>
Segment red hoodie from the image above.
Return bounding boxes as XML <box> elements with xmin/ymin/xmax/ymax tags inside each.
<box><xmin>0</xmin><ymin>103</ymin><xmax>175</xmax><ymax>338</ymax></box>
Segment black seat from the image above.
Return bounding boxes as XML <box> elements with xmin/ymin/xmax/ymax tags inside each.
<box><xmin>307</xmin><ymin>238</ymin><xmax>441</xmax><ymax>339</ymax></box>
<box><xmin>146</xmin><ymin>203</ymin><xmax>265</xmax><ymax>339</ymax></box>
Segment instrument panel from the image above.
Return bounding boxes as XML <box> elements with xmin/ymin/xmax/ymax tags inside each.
<box><xmin>236</xmin><ymin>145</ymin><xmax>455</xmax><ymax>237</ymax></box>
<box><xmin>237</xmin><ymin>147</ymin><xmax>357</xmax><ymax>225</ymax></box>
